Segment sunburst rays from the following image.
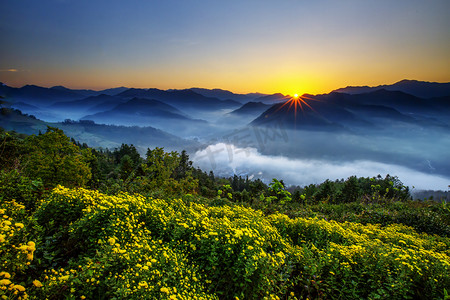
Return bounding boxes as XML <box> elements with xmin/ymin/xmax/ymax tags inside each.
<box><xmin>275</xmin><ymin>94</ymin><xmax>319</xmax><ymax>118</ymax></box>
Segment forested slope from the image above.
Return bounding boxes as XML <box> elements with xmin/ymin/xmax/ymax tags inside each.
<box><xmin>1</xmin><ymin>127</ymin><xmax>449</xmax><ymax>299</ymax></box>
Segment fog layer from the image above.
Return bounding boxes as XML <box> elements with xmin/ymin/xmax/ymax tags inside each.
<box><xmin>192</xmin><ymin>143</ymin><xmax>450</xmax><ymax>190</ymax></box>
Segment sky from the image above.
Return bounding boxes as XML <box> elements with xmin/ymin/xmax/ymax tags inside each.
<box><xmin>1</xmin><ymin>0</ymin><xmax>449</xmax><ymax>95</ymax></box>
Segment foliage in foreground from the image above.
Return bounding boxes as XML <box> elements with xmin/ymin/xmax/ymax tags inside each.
<box><xmin>1</xmin><ymin>127</ymin><xmax>450</xmax><ymax>299</ymax></box>
<box><xmin>2</xmin><ymin>186</ymin><xmax>449</xmax><ymax>300</ymax></box>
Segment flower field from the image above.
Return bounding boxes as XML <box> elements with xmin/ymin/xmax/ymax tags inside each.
<box><xmin>1</xmin><ymin>186</ymin><xmax>449</xmax><ymax>299</ymax></box>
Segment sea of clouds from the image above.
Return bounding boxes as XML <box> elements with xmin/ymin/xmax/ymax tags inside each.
<box><xmin>193</xmin><ymin>143</ymin><xmax>450</xmax><ymax>191</ymax></box>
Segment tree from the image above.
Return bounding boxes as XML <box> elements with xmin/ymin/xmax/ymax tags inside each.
<box><xmin>339</xmin><ymin>176</ymin><xmax>361</xmax><ymax>203</ymax></box>
<box><xmin>23</xmin><ymin>127</ymin><xmax>92</xmax><ymax>188</ymax></box>
<box><xmin>267</xmin><ymin>178</ymin><xmax>292</xmax><ymax>205</ymax></box>
<box><xmin>0</xmin><ymin>129</ymin><xmax>29</xmax><ymax>171</ymax></box>
<box><xmin>249</xmin><ymin>179</ymin><xmax>267</xmax><ymax>197</ymax></box>
<box><xmin>144</xmin><ymin>147</ymin><xmax>179</xmax><ymax>183</ymax></box>
<box><xmin>315</xmin><ymin>179</ymin><xmax>334</xmax><ymax>202</ymax></box>
<box><xmin>140</xmin><ymin>147</ymin><xmax>198</xmax><ymax>195</ymax></box>
<box><xmin>113</xmin><ymin>144</ymin><xmax>141</xmax><ymax>166</ymax></box>
<box><xmin>119</xmin><ymin>155</ymin><xmax>134</xmax><ymax>179</ymax></box>
<box><xmin>241</xmin><ymin>189</ymin><xmax>250</xmax><ymax>203</ymax></box>
<box><xmin>174</xmin><ymin>150</ymin><xmax>192</xmax><ymax>180</ymax></box>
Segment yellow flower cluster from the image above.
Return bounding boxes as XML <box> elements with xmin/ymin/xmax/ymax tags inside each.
<box><xmin>28</xmin><ymin>186</ymin><xmax>450</xmax><ymax>299</ymax></box>
<box><xmin>268</xmin><ymin>213</ymin><xmax>450</xmax><ymax>294</ymax></box>
<box><xmin>36</xmin><ymin>186</ymin><xmax>301</xmax><ymax>298</ymax></box>
<box><xmin>35</xmin><ymin>187</ymin><xmax>218</xmax><ymax>299</ymax></box>
<box><xmin>0</xmin><ymin>201</ymin><xmax>41</xmax><ymax>300</ymax></box>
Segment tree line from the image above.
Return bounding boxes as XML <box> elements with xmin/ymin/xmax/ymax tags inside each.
<box><xmin>1</xmin><ymin>126</ymin><xmax>411</xmax><ymax>209</ymax></box>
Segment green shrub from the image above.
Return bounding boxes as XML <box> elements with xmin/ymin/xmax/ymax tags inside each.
<box><xmin>0</xmin><ymin>170</ymin><xmax>43</xmax><ymax>211</ymax></box>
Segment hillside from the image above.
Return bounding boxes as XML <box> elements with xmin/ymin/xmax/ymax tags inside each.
<box><xmin>0</xmin><ymin>108</ymin><xmax>195</xmax><ymax>151</ymax></box>
<box><xmin>228</xmin><ymin>101</ymin><xmax>271</xmax><ymax>116</ymax></box>
<box><xmin>0</xmin><ymin>128</ymin><xmax>449</xmax><ymax>299</ymax></box>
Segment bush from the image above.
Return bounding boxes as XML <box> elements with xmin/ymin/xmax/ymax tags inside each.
<box><xmin>0</xmin><ymin>170</ymin><xmax>43</xmax><ymax>211</ymax></box>
<box><xmin>30</xmin><ymin>187</ymin><xmax>295</xmax><ymax>299</ymax></box>
<box><xmin>25</xmin><ymin>187</ymin><xmax>450</xmax><ymax>299</ymax></box>
<box><xmin>0</xmin><ymin>200</ymin><xmax>41</xmax><ymax>299</ymax></box>
<box><xmin>268</xmin><ymin>213</ymin><xmax>450</xmax><ymax>299</ymax></box>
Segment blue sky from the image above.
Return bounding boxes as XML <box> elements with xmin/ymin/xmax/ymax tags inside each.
<box><xmin>1</xmin><ymin>0</ymin><xmax>449</xmax><ymax>94</ymax></box>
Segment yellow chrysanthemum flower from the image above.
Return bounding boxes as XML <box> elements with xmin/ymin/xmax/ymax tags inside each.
<box><xmin>33</xmin><ymin>280</ymin><xmax>43</xmax><ymax>288</ymax></box>
<box><xmin>13</xmin><ymin>284</ymin><xmax>26</xmax><ymax>292</ymax></box>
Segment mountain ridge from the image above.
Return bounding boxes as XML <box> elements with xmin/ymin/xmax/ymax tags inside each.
<box><xmin>333</xmin><ymin>79</ymin><xmax>450</xmax><ymax>98</ymax></box>
<box><xmin>250</xmin><ymin>88</ymin><xmax>450</xmax><ymax>131</ymax></box>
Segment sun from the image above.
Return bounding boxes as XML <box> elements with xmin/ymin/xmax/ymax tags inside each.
<box><xmin>275</xmin><ymin>93</ymin><xmax>318</xmax><ymax>118</ymax></box>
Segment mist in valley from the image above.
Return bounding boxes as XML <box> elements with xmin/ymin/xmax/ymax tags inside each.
<box><xmin>1</xmin><ymin>81</ymin><xmax>450</xmax><ymax>191</ymax></box>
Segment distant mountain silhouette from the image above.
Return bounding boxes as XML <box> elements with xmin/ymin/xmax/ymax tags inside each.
<box><xmin>117</xmin><ymin>88</ymin><xmax>240</xmax><ymax>111</ymax></box>
<box><xmin>0</xmin><ymin>83</ymin><xmax>17</xmax><ymax>99</ymax></box>
<box><xmin>50</xmin><ymin>86</ymin><xmax>98</xmax><ymax>97</ymax></box>
<box><xmin>254</xmin><ymin>93</ymin><xmax>291</xmax><ymax>104</ymax></box>
<box><xmin>251</xmin><ymin>89</ymin><xmax>449</xmax><ymax>131</ymax></box>
<box><xmin>82</xmin><ymin>97</ymin><xmax>191</xmax><ymax>122</ymax></box>
<box><xmin>345</xmin><ymin>104</ymin><xmax>415</xmax><ymax>123</ymax></box>
<box><xmin>354</xmin><ymin>89</ymin><xmax>437</xmax><ymax>113</ymax></box>
<box><xmin>50</xmin><ymin>94</ymin><xmax>126</xmax><ymax>114</ymax></box>
<box><xmin>80</xmin><ymin>97</ymin><xmax>211</xmax><ymax>137</ymax></box>
<box><xmin>228</xmin><ymin>101</ymin><xmax>271</xmax><ymax>116</ymax></box>
<box><xmin>324</xmin><ymin>89</ymin><xmax>436</xmax><ymax>115</ymax></box>
<box><xmin>333</xmin><ymin>79</ymin><xmax>450</xmax><ymax>98</ymax></box>
<box><xmin>50</xmin><ymin>86</ymin><xmax>128</xmax><ymax>97</ymax></box>
<box><xmin>86</xmin><ymin>97</ymin><xmax>128</xmax><ymax>113</ymax></box>
<box><xmin>0</xmin><ymin>84</ymin><xmax>129</xmax><ymax>107</ymax></box>
<box><xmin>2</xmin><ymin>81</ymin><xmax>449</xmax><ymax>181</ymax></box>
<box><xmin>190</xmin><ymin>88</ymin><xmax>265</xmax><ymax>103</ymax></box>
<box><xmin>0</xmin><ymin>84</ymin><xmax>83</xmax><ymax>106</ymax></box>
<box><xmin>251</xmin><ymin>96</ymin><xmax>367</xmax><ymax>130</ymax></box>
<box><xmin>99</xmin><ymin>87</ymin><xmax>129</xmax><ymax>96</ymax></box>
<box><xmin>2</xmin><ymin>81</ymin><xmax>449</xmax><ymax>134</ymax></box>
<box><xmin>213</xmin><ymin>101</ymin><xmax>274</xmax><ymax>128</ymax></box>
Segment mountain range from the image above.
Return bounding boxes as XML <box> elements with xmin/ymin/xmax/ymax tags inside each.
<box><xmin>49</xmin><ymin>94</ymin><xmax>126</xmax><ymax>114</ymax></box>
<box><xmin>333</xmin><ymin>79</ymin><xmax>450</xmax><ymax>99</ymax></box>
<box><xmin>2</xmin><ymin>80</ymin><xmax>449</xmax><ymax>130</ymax></box>
<box><xmin>251</xmin><ymin>79</ymin><xmax>450</xmax><ymax>132</ymax></box>
<box><xmin>1</xmin><ymin>80</ymin><xmax>449</xmax><ymax>178</ymax></box>
<box><xmin>80</xmin><ymin>97</ymin><xmax>211</xmax><ymax>137</ymax></box>
<box><xmin>189</xmin><ymin>88</ymin><xmax>264</xmax><ymax>103</ymax></box>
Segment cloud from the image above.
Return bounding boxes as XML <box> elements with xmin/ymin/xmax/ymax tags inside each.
<box><xmin>192</xmin><ymin>143</ymin><xmax>450</xmax><ymax>190</ymax></box>
<box><xmin>0</xmin><ymin>69</ymin><xmax>18</xmax><ymax>72</ymax></box>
